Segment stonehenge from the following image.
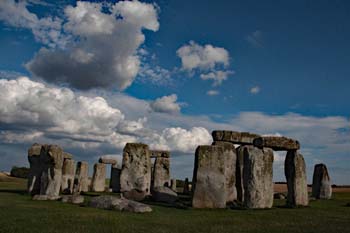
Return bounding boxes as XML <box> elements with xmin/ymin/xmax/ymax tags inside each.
<box><xmin>312</xmin><ymin>164</ymin><xmax>332</xmax><ymax>199</ymax></box>
<box><xmin>151</xmin><ymin>150</ymin><xmax>171</xmax><ymax>189</ymax></box>
<box><xmin>192</xmin><ymin>145</ymin><xmax>226</xmax><ymax>208</ymax></box>
<box><xmin>61</xmin><ymin>158</ymin><xmax>75</xmax><ymax>194</ymax></box>
<box><xmin>285</xmin><ymin>150</ymin><xmax>309</xmax><ymax>207</ymax></box>
<box><xmin>27</xmin><ymin>143</ymin><xmax>43</xmax><ymax>195</ymax></box>
<box><xmin>110</xmin><ymin>164</ymin><xmax>121</xmax><ymax>193</ymax></box>
<box><xmin>212</xmin><ymin>130</ymin><xmax>260</xmax><ymax>145</ymax></box>
<box><xmin>243</xmin><ymin>146</ymin><xmax>274</xmax><ymax>209</ymax></box>
<box><xmin>73</xmin><ymin>161</ymin><xmax>89</xmax><ymax>193</ymax></box>
<box><xmin>254</xmin><ymin>136</ymin><xmax>300</xmax><ymax>151</ymax></box>
<box><xmin>120</xmin><ymin>143</ymin><xmax>152</xmax><ymax>201</ymax></box>
<box><xmin>91</xmin><ymin>163</ymin><xmax>106</xmax><ymax>192</ymax></box>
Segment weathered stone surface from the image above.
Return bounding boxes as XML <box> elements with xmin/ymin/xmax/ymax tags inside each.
<box><xmin>192</xmin><ymin>145</ymin><xmax>226</xmax><ymax>209</ymax></box>
<box><xmin>152</xmin><ymin>186</ymin><xmax>178</xmax><ymax>203</ymax></box>
<box><xmin>27</xmin><ymin>143</ymin><xmax>43</xmax><ymax>195</ymax></box>
<box><xmin>285</xmin><ymin>150</ymin><xmax>309</xmax><ymax>207</ymax></box>
<box><xmin>120</xmin><ymin>143</ymin><xmax>151</xmax><ymax>200</ymax></box>
<box><xmin>40</xmin><ymin>145</ymin><xmax>64</xmax><ymax>197</ymax></box>
<box><xmin>212</xmin><ymin>141</ymin><xmax>237</xmax><ymax>203</ymax></box>
<box><xmin>63</xmin><ymin>152</ymin><xmax>73</xmax><ymax>160</ymax></box>
<box><xmin>152</xmin><ymin>156</ymin><xmax>170</xmax><ymax>189</ymax></box>
<box><xmin>235</xmin><ymin>146</ymin><xmax>245</xmax><ymax>203</ymax></box>
<box><xmin>32</xmin><ymin>194</ymin><xmax>61</xmax><ymax>201</ymax></box>
<box><xmin>61</xmin><ymin>159</ymin><xmax>75</xmax><ymax>194</ymax></box>
<box><xmin>150</xmin><ymin>150</ymin><xmax>170</xmax><ymax>158</ymax></box>
<box><xmin>110</xmin><ymin>164</ymin><xmax>121</xmax><ymax>193</ymax></box>
<box><xmin>312</xmin><ymin>164</ymin><xmax>332</xmax><ymax>200</ymax></box>
<box><xmin>73</xmin><ymin>161</ymin><xmax>89</xmax><ymax>193</ymax></box>
<box><xmin>212</xmin><ymin>130</ymin><xmax>260</xmax><ymax>145</ymax></box>
<box><xmin>89</xmin><ymin>195</ymin><xmax>152</xmax><ymax>213</ymax></box>
<box><xmin>170</xmin><ymin>179</ymin><xmax>177</xmax><ymax>192</ymax></box>
<box><xmin>91</xmin><ymin>163</ymin><xmax>106</xmax><ymax>192</ymax></box>
<box><xmin>61</xmin><ymin>194</ymin><xmax>85</xmax><ymax>204</ymax></box>
<box><xmin>183</xmin><ymin>178</ymin><xmax>190</xmax><ymax>195</ymax></box>
<box><xmin>99</xmin><ymin>157</ymin><xmax>117</xmax><ymax>165</ymax></box>
<box><xmin>243</xmin><ymin>146</ymin><xmax>274</xmax><ymax>209</ymax></box>
<box><xmin>253</xmin><ymin>136</ymin><xmax>300</xmax><ymax>151</ymax></box>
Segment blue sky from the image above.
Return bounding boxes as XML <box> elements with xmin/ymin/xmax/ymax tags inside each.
<box><xmin>0</xmin><ymin>0</ymin><xmax>349</xmax><ymax>184</ymax></box>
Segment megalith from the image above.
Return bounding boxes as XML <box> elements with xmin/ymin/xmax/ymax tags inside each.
<box><xmin>192</xmin><ymin>145</ymin><xmax>226</xmax><ymax>208</ymax></box>
<box><xmin>73</xmin><ymin>161</ymin><xmax>89</xmax><ymax>193</ymax></box>
<box><xmin>120</xmin><ymin>143</ymin><xmax>151</xmax><ymax>201</ymax></box>
<box><xmin>254</xmin><ymin>136</ymin><xmax>300</xmax><ymax>151</ymax></box>
<box><xmin>236</xmin><ymin>146</ymin><xmax>245</xmax><ymax>203</ymax></box>
<box><xmin>110</xmin><ymin>164</ymin><xmax>121</xmax><ymax>193</ymax></box>
<box><xmin>40</xmin><ymin>145</ymin><xmax>64</xmax><ymax>197</ymax></box>
<box><xmin>91</xmin><ymin>163</ymin><xmax>106</xmax><ymax>192</ymax></box>
<box><xmin>285</xmin><ymin>150</ymin><xmax>309</xmax><ymax>207</ymax></box>
<box><xmin>212</xmin><ymin>141</ymin><xmax>237</xmax><ymax>203</ymax></box>
<box><xmin>212</xmin><ymin>130</ymin><xmax>260</xmax><ymax>145</ymax></box>
<box><xmin>243</xmin><ymin>146</ymin><xmax>274</xmax><ymax>209</ymax></box>
<box><xmin>170</xmin><ymin>179</ymin><xmax>177</xmax><ymax>192</ymax></box>
<box><xmin>312</xmin><ymin>163</ymin><xmax>332</xmax><ymax>199</ymax></box>
<box><xmin>27</xmin><ymin>143</ymin><xmax>43</xmax><ymax>195</ymax></box>
<box><xmin>61</xmin><ymin>158</ymin><xmax>75</xmax><ymax>194</ymax></box>
<box><xmin>183</xmin><ymin>178</ymin><xmax>190</xmax><ymax>195</ymax></box>
<box><xmin>152</xmin><ymin>151</ymin><xmax>170</xmax><ymax>189</ymax></box>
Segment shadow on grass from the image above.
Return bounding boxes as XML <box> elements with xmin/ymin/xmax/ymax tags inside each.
<box><xmin>0</xmin><ymin>189</ymin><xmax>27</xmax><ymax>195</ymax></box>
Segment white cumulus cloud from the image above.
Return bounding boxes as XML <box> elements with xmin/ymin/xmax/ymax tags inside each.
<box><xmin>150</xmin><ymin>94</ymin><xmax>182</xmax><ymax>114</ymax></box>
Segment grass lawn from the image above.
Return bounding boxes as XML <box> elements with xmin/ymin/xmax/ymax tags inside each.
<box><xmin>0</xmin><ymin>178</ymin><xmax>349</xmax><ymax>233</ymax></box>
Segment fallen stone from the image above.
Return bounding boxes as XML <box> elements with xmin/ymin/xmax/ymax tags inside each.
<box><xmin>274</xmin><ymin>192</ymin><xmax>286</xmax><ymax>200</ymax></box>
<box><xmin>152</xmin><ymin>156</ymin><xmax>170</xmax><ymax>189</ymax></box>
<box><xmin>243</xmin><ymin>146</ymin><xmax>274</xmax><ymax>209</ymax></box>
<box><xmin>61</xmin><ymin>194</ymin><xmax>85</xmax><ymax>204</ymax></box>
<box><xmin>32</xmin><ymin>194</ymin><xmax>61</xmax><ymax>201</ymax></box>
<box><xmin>98</xmin><ymin>157</ymin><xmax>117</xmax><ymax>165</ymax></box>
<box><xmin>120</xmin><ymin>143</ymin><xmax>151</xmax><ymax>200</ymax></box>
<box><xmin>212</xmin><ymin>130</ymin><xmax>260</xmax><ymax>145</ymax></box>
<box><xmin>312</xmin><ymin>164</ymin><xmax>332</xmax><ymax>200</ymax></box>
<box><xmin>61</xmin><ymin>159</ymin><xmax>75</xmax><ymax>194</ymax></box>
<box><xmin>212</xmin><ymin>141</ymin><xmax>237</xmax><ymax>203</ymax></box>
<box><xmin>40</xmin><ymin>145</ymin><xmax>64</xmax><ymax>197</ymax></box>
<box><xmin>122</xmin><ymin>189</ymin><xmax>148</xmax><ymax>202</ymax></box>
<box><xmin>110</xmin><ymin>164</ymin><xmax>121</xmax><ymax>193</ymax></box>
<box><xmin>27</xmin><ymin>143</ymin><xmax>43</xmax><ymax>195</ymax></box>
<box><xmin>151</xmin><ymin>186</ymin><xmax>178</xmax><ymax>204</ymax></box>
<box><xmin>73</xmin><ymin>161</ymin><xmax>89</xmax><ymax>193</ymax></box>
<box><xmin>192</xmin><ymin>145</ymin><xmax>226</xmax><ymax>208</ymax></box>
<box><xmin>89</xmin><ymin>195</ymin><xmax>152</xmax><ymax>213</ymax></box>
<box><xmin>253</xmin><ymin>136</ymin><xmax>300</xmax><ymax>151</ymax></box>
<box><xmin>285</xmin><ymin>150</ymin><xmax>309</xmax><ymax>207</ymax></box>
<box><xmin>91</xmin><ymin>163</ymin><xmax>106</xmax><ymax>192</ymax></box>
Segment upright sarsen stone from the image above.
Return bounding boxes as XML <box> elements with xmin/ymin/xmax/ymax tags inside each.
<box><xmin>40</xmin><ymin>145</ymin><xmax>64</xmax><ymax>197</ymax></box>
<box><xmin>27</xmin><ymin>143</ymin><xmax>43</xmax><ymax>195</ymax></box>
<box><xmin>192</xmin><ymin>145</ymin><xmax>226</xmax><ymax>208</ymax></box>
<box><xmin>236</xmin><ymin>146</ymin><xmax>245</xmax><ymax>203</ymax></box>
<box><xmin>183</xmin><ymin>178</ymin><xmax>190</xmax><ymax>195</ymax></box>
<box><xmin>110</xmin><ymin>164</ymin><xmax>121</xmax><ymax>193</ymax></box>
<box><xmin>285</xmin><ymin>150</ymin><xmax>309</xmax><ymax>207</ymax></box>
<box><xmin>212</xmin><ymin>141</ymin><xmax>237</xmax><ymax>203</ymax></box>
<box><xmin>120</xmin><ymin>143</ymin><xmax>151</xmax><ymax>201</ymax></box>
<box><xmin>312</xmin><ymin>164</ymin><xmax>332</xmax><ymax>200</ymax></box>
<box><xmin>152</xmin><ymin>152</ymin><xmax>170</xmax><ymax>189</ymax></box>
<box><xmin>73</xmin><ymin>161</ymin><xmax>89</xmax><ymax>193</ymax></box>
<box><xmin>91</xmin><ymin>163</ymin><xmax>106</xmax><ymax>192</ymax></box>
<box><xmin>243</xmin><ymin>146</ymin><xmax>274</xmax><ymax>209</ymax></box>
<box><xmin>61</xmin><ymin>159</ymin><xmax>75</xmax><ymax>194</ymax></box>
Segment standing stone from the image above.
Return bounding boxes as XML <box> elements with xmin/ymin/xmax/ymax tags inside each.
<box><xmin>91</xmin><ymin>163</ymin><xmax>106</xmax><ymax>192</ymax></box>
<box><xmin>192</xmin><ymin>145</ymin><xmax>226</xmax><ymax>208</ymax></box>
<box><xmin>40</xmin><ymin>145</ymin><xmax>64</xmax><ymax>198</ymax></box>
<box><xmin>27</xmin><ymin>143</ymin><xmax>43</xmax><ymax>195</ymax></box>
<box><xmin>73</xmin><ymin>161</ymin><xmax>89</xmax><ymax>193</ymax></box>
<box><xmin>61</xmin><ymin>159</ymin><xmax>75</xmax><ymax>194</ymax></box>
<box><xmin>285</xmin><ymin>150</ymin><xmax>309</xmax><ymax>207</ymax></box>
<box><xmin>213</xmin><ymin>141</ymin><xmax>237</xmax><ymax>203</ymax></box>
<box><xmin>243</xmin><ymin>146</ymin><xmax>274</xmax><ymax>209</ymax></box>
<box><xmin>152</xmin><ymin>152</ymin><xmax>170</xmax><ymax>189</ymax></box>
<box><xmin>235</xmin><ymin>146</ymin><xmax>245</xmax><ymax>203</ymax></box>
<box><xmin>170</xmin><ymin>179</ymin><xmax>177</xmax><ymax>192</ymax></box>
<box><xmin>120</xmin><ymin>143</ymin><xmax>151</xmax><ymax>201</ymax></box>
<box><xmin>110</xmin><ymin>164</ymin><xmax>121</xmax><ymax>193</ymax></box>
<box><xmin>312</xmin><ymin>164</ymin><xmax>332</xmax><ymax>199</ymax></box>
<box><xmin>183</xmin><ymin>178</ymin><xmax>190</xmax><ymax>195</ymax></box>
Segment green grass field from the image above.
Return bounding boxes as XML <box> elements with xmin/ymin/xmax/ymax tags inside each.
<box><xmin>0</xmin><ymin>177</ymin><xmax>349</xmax><ymax>233</ymax></box>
